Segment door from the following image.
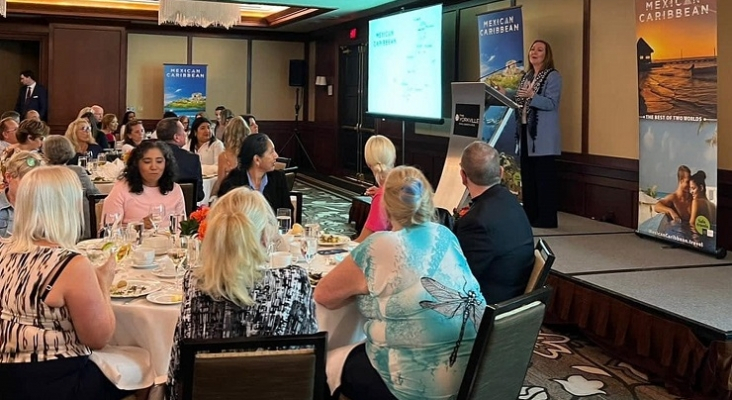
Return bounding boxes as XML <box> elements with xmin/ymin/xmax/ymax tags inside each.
<box><xmin>338</xmin><ymin>43</ymin><xmax>375</xmax><ymax>182</ymax></box>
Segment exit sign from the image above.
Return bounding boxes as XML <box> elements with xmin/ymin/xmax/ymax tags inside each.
<box><xmin>349</xmin><ymin>28</ymin><xmax>358</xmax><ymax>40</ymax></box>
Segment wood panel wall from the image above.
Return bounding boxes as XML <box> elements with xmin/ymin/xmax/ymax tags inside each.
<box><xmin>48</xmin><ymin>24</ymin><xmax>126</xmax><ymax>133</ymax></box>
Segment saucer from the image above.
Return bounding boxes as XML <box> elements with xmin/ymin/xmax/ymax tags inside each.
<box><xmin>151</xmin><ymin>266</ymin><xmax>179</xmax><ymax>279</ymax></box>
<box><xmin>131</xmin><ymin>262</ymin><xmax>157</xmax><ymax>269</ymax></box>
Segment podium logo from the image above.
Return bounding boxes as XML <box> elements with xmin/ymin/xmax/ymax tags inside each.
<box><xmin>453</xmin><ymin>103</ymin><xmax>481</xmax><ymax>138</ymax></box>
<box><xmin>455</xmin><ymin>114</ymin><xmax>480</xmax><ymax>124</ymax></box>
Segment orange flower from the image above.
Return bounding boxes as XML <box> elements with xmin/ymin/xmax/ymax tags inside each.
<box><xmin>198</xmin><ymin>219</ymin><xmax>208</xmax><ymax>240</ymax></box>
<box><xmin>190</xmin><ymin>206</ymin><xmax>210</xmax><ymax>222</ymax></box>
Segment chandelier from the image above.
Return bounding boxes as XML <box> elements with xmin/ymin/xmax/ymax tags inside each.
<box><xmin>158</xmin><ymin>0</ymin><xmax>241</xmax><ymax>29</ymax></box>
<box><xmin>1</xmin><ymin>0</ymin><xmax>6</xmax><ymax>18</ymax></box>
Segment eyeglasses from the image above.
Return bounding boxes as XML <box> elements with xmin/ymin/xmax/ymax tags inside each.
<box><xmin>80</xmin><ymin>126</ymin><xmax>91</xmax><ymax>132</ymax></box>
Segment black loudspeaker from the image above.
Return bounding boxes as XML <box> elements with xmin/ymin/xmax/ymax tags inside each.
<box><xmin>289</xmin><ymin>59</ymin><xmax>307</xmax><ymax>87</ymax></box>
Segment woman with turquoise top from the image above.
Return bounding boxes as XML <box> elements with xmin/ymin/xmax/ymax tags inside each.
<box><xmin>315</xmin><ymin>166</ymin><xmax>485</xmax><ymax>400</ymax></box>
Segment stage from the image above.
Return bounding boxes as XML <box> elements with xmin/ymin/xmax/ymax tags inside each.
<box><xmin>540</xmin><ymin>213</ymin><xmax>732</xmax><ymax>398</ymax></box>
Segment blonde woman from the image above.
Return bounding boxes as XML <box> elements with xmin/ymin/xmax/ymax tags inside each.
<box><xmin>211</xmin><ymin>116</ymin><xmax>250</xmax><ymax>195</ymax></box>
<box><xmin>0</xmin><ymin>151</ymin><xmax>45</xmax><ymax>237</ymax></box>
<box><xmin>166</xmin><ymin>187</ymin><xmax>317</xmax><ymax>400</ymax></box>
<box><xmin>65</xmin><ymin>118</ymin><xmax>103</xmax><ymax>163</ymax></box>
<box><xmin>0</xmin><ymin>167</ymin><xmax>130</xmax><ymax>399</ymax></box>
<box><xmin>354</xmin><ymin>135</ymin><xmax>396</xmax><ymax>242</ymax></box>
<box><xmin>315</xmin><ymin>166</ymin><xmax>484</xmax><ymax>400</ymax></box>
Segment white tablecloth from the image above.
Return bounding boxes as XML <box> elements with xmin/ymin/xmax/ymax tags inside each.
<box><xmin>108</xmin><ymin>251</ymin><xmax>365</xmax><ymax>387</ymax></box>
<box><xmin>94</xmin><ymin>176</ymin><xmax>217</xmax><ymax>206</ymax></box>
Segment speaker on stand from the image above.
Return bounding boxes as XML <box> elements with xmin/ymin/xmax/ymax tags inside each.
<box><xmin>282</xmin><ymin>59</ymin><xmax>316</xmax><ymax>171</ymax></box>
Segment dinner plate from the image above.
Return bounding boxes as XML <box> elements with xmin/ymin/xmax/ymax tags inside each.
<box><xmin>318</xmin><ymin>234</ymin><xmax>350</xmax><ymax>247</ymax></box>
<box><xmin>146</xmin><ymin>291</ymin><xmax>183</xmax><ymax>305</ymax></box>
<box><xmin>110</xmin><ymin>279</ymin><xmax>162</xmax><ymax>298</ymax></box>
<box><xmin>151</xmin><ymin>267</ymin><xmax>180</xmax><ymax>279</ymax></box>
<box><xmin>77</xmin><ymin>239</ymin><xmax>104</xmax><ymax>251</ymax></box>
<box><xmin>130</xmin><ymin>262</ymin><xmax>157</xmax><ymax>269</ymax></box>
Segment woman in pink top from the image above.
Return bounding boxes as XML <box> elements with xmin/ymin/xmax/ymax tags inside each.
<box><xmin>354</xmin><ymin>135</ymin><xmax>396</xmax><ymax>243</ymax></box>
<box><xmin>101</xmin><ymin>141</ymin><xmax>185</xmax><ymax>230</ymax></box>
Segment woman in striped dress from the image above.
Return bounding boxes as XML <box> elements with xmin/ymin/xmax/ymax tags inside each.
<box><xmin>0</xmin><ymin>166</ymin><xmax>129</xmax><ymax>399</ymax></box>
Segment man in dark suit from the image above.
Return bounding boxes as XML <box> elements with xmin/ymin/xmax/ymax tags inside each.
<box><xmin>155</xmin><ymin>117</ymin><xmax>204</xmax><ymax>202</ymax></box>
<box><xmin>454</xmin><ymin>141</ymin><xmax>535</xmax><ymax>304</ymax></box>
<box><xmin>15</xmin><ymin>70</ymin><xmax>48</xmax><ymax>122</ymax></box>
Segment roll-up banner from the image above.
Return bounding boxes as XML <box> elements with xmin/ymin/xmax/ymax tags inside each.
<box><xmin>163</xmin><ymin>64</ymin><xmax>207</xmax><ymax>118</ymax></box>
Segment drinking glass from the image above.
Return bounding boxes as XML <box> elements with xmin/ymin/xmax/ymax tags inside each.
<box><xmin>300</xmin><ymin>237</ymin><xmax>318</xmax><ymax>269</ymax></box>
<box><xmin>127</xmin><ymin>221</ymin><xmax>145</xmax><ymax>247</ymax></box>
<box><xmin>304</xmin><ymin>220</ymin><xmax>320</xmax><ymax>238</ymax></box>
<box><xmin>169</xmin><ymin>213</ymin><xmax>186</xmax><ymax>236</ymax></box>
<box><xmin>86</xmin><ymin>249</ymin><xmax>107</xmax><ymax>267</ymax></box>
<box><xmin>101</xmin><ymin>212</ymin><xmax>121</xmax><ymax>238</ymax></box>
<box><xmin>97</xmin><ymin>152</ymin><xmax>107</xmax><ymax>166</ymax></box>
<box><xmin>149</xmin><ymin>204</ymin><xmax>165</xmax><ymax>235</ymax></box>
<box><xmin>276</xmin><ymin>208</ymin><xmax>292</xmax><ymax>235</ymax></box>
<box><xmin>168</xmin><ymin>244</ymin><xmax>188</xmax><ymax>288</ymax></box>
<box><xmin>77</xmin><ymin>155</ymin><xmax>88</xmax><ymax>171</ymax></box>
<box><xmin>187</xmin><ymin>237</ymin><xmax>201</xmax><ymax>268</ymax></box>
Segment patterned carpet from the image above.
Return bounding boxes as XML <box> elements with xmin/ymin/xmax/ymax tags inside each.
<box><xmin>297</xmin><ymin>178</ymin><xmax>685</xmax><ymax>400</ymax></box>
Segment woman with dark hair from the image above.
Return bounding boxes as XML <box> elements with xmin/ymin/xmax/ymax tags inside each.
<box><xmin>179</xmin><ymin>115</ymin><xmax>190</xmax><ymax>134</ymax></box>
<box><xmin>119</xmin><ymin>111</ymin><xmax>136</xmax><ymax>142</ymax></box>
<box><xmin>185</xmin><ymin>117</ymin><xmax>224</xmax><ymax>166</ymax></box>
<box><xmin>80</xmin><ymin>111</ymin><xmax>109</xmax><ymax>149</ymax></box>
<box><xmin>689</xmin><ymin>170</ymin><xmax>716</xmax><ymax>233</ymax></box>
<box><xmin>121</xmin><ymin>120</ymin><xmax>145</xmax><ymax>155</ymax></box>
<box><xmin>218</xmin><ymin>133</ymin><xmax>291</xmax><ymax>212</ymax></box>
<box><xmin>101</xmin><ymin>140</ymin><xmax>185</xmax><ymax>230</ymax></box>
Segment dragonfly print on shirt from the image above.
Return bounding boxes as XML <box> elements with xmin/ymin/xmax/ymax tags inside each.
<box><xmin>419</xmin><ymin>276</ymin><xmax>484</xmax><ymax>366</ymax></box>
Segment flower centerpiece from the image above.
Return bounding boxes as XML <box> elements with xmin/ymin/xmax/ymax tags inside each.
<box><xmin>179</xmin><ymin>205</ymin><xmax>209</xmax><ymax>239</ymax></box>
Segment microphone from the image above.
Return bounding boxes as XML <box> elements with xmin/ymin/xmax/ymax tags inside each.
<box><xmin>479</xmin><ymin>59</ymin><xmax>523</xmax><ymax>81</ymax></box>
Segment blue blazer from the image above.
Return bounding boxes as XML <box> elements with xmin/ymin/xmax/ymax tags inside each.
<box><xmin>521</xmin><ymin>70</ymin><xmax>562</xmax><ymax>157</ymax></box>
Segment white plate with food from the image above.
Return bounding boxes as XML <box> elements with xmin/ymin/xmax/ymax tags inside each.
<box><xmin>318</xmin><ymin>234</ymin><xmax>350</xmax><ymax>247</ymax></box>
<box><xmin>110</xmin><ymin>279</ymin><xmax>162</xmax><ymax>298</ymax></box>
<box><xmin>146</xmin><ymin>291</ymin><xmax>184</xmax><ymax>305</ymax></box>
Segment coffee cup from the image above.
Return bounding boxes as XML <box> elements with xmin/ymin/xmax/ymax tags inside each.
<box><xmin>271</xmin><ymin>251</ymin><xmax>292</xmax><ymax>269</ymax></box>
<box><xmin>132</xmin><ymin>247</ymin><xmax>155</xmax><ymax>265</ymax></box>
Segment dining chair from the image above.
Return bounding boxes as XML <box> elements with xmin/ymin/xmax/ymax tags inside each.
<box><xmin>87</xmin><ymin>193</ymin><xmax>109</xmax><ymax>238</ymax></box>
<box><xmin>457</xmin><ymin>286</ymin><xmax>552</xmax><ymax>400</ymax></box>
<box><xmin>284</xmin><ymin>166</ymin><xmax>299</xmax><ymax>192</ymax></box>
<box><xmin>524</xmin><ymin>238</ymin><xmax>556</xmax><ymax>294</ymax></box>
<box><xmin>179</xmin><ymin>332</ymin><xmax>327</xmax><ymax>400</ymax></box>
<box><xmin>177</xmin><ymin>179</ymin><xmax>198</xmax><ymax>216</ymax></box>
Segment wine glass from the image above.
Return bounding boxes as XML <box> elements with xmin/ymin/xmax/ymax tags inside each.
<box><xmin>168</xmin><ymin>244</ymin><xmax>188</xmax><ymax>288</ymax></box>
<box><xmin>300</xmin><ymin>237</ymin><xmax>317</xmax><ymax>269</ymax></box>
<box><xmin>86</xmin><ymin>249</ymin><xmax>107</xmax><ymax>267</ymax></box>
<box><xmin>149</xmin><ymin>204</ymin><xmax>165</xmax><ymax>235</ymax></box>
<box><xmin>97</xmin><ymin>152</ymin><xmax>107</xmax><ymax>166</ymax></box>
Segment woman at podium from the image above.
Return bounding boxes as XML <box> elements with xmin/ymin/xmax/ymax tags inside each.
<box><xmin>514</xmin><ymin>39</ymin><xmax>562</xmax><ymax>228</ymax></box>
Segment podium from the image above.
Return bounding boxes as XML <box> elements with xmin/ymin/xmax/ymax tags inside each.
<box><xmin>433</xmin><ymin>82</ymin><xmax>520</xmax><ymax>212</ymax></box>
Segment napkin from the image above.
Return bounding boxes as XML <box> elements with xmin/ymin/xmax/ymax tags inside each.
<box><xmin>94</xmin><ymin>158</ymin><xmax>125</xmax><ymax>180</ymax></box>
<box><xmin>90</xmin><ymin>345</ymin><xmax>155</xmax><ymax>390</ymax></box>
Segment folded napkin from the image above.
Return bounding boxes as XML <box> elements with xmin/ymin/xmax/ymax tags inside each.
<box><xmin>90</xmin><ymin>345</ymin><xmax>155</xmax><ymax>390</ymax></box>
<box><xmin>94</xmin><ymin>158</ymin><xmax>125</xmax><ymax>181</ymax></box>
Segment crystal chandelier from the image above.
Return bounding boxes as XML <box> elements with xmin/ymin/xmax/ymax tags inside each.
<box><xmin>158</xmin><ymin>0</ymin><xmax>241</xmax><ymax>29</ymax></box>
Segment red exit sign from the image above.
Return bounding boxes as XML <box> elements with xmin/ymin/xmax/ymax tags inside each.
<box><xmin>349</xmin><ymin>28</ymin><xmax>358</xmax><ymax>40</ymax></box>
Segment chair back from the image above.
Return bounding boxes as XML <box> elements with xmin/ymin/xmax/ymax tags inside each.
<box><xmin>180</xmin><ymin>332</ymin><xmax>327</xmax><ymax>400</ymax></box>
<box><xmin>525</xmin><ymin>239</ymin><xmax>556</xmax><ymax>294</ymax></box>
<box><xmin>177</xmin><ymin>180</ymin><xmax>198</xmax><ymax>216</ymax></box>
<box><xmin>87</xmin><ymin>193</ymin><xmax>109</xmax><ymax>238</ymax></box>
<box><xmin>276</xmin><ymin>157</ymin><xmax>292</xmax><ymax>169</ymax></box>
<box><xmin>457</xmin><ymin>286</ymin><xmax>552</xmax><ymax>400</ymax></box>
<box><xmin>284</xmin><ymin>166</ymin><xmax>298</xmax><ymax>192</ymax></box>
<box><xmin>290</xmin><ymin>191</ymin><xmax>303</xmax><ymax>224</ymax></box>
<box><xmin>434</xmin><ymin>207</ymin><xmax>455</xmax><ymax>231</ymax></box>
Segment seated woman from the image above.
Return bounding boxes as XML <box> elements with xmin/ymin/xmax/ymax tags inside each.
<box><xmin>100</xmin><ymin>114</ymin><xmax>119</xmax><ymax>149</ymax></box>
<box><xmin>689</xmin><ymin>170</ymin><xmax>716</xmax><ymax>233</ymax></box>
<box><xmin>65</xmin><ymin>118</ymin><xmax>104</xmax><ymax>165</ymax></box>
<box><xmin>179</xmin><ymin>115</ymin><xmax>190</xmax><ymax>134</ymax></box>
<box><xmin>166</xmin><ymin>187</ymin><xmax>317</xmax><ymax>400</ymax></box>
<box><xmin>43</xmin><ymin>135</ymin><xmax>102</xmax><ymax>239</ymax></box>
<box><xmin>314</xmin><ymin>166</ymin><xmax>485</xmax><ymax>400</ymax></box>
<box><xmin>218</xmin><ymin>133</ymin><xmax>292</xmax><ymax>212</ymax></box>
<box><xmin>121</xmin><ymin>120</ymin><xmax>145</xmax><ymax>155</ymax></box>
<box><xmin>5</xmin><ymin>119</ymin><xmax>48</xmax><ymax>156</ymax></box>
<box><xmin>185</xmin><ymin>117</ymin><xmax>224</xmax><ymax>166</ymax></box>
<box><xmin>119</xmin><ymin>110</ymin><xmax>136</xmax><ymax>142</ymax></box>
<box><xmin>80</xmin><ymin>111</ymin><xmax>109</xmax><ymax>150</ymax></box>
<box><xmin>354</xmin><ymin>135</ymin><xmax>395</xmax><ymax>243</ymax></box>
<box><xmin>0</xmin><ymin>166</ymin><xmax>129</xmax><ymax>399</ymax></box>
<box><xmin>211</xmin><ymin>116</ymin><xmax>250</xmax><ymax>196</ymax></box>
<box><xmin>0</xmin><ymin>151</ymin><xmax>45</xmax><ymax>237</ymax></box>
<box><xmin>101</xmin><ymin>140</ymin><xmax>185</xmax><ymax>230</ymax></box>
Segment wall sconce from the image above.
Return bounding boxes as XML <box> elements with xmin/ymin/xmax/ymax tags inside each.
<box><xmin>315</xmin><ymin>75</ymin><xmax>333</xmax><ymax>96</ymax></box>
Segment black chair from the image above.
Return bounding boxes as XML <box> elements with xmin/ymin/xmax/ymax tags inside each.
<box><xmin>179</xmin><ymin>332</ymin><xmax>327</xmax><ymax>400</ymax></box>
<box><xmin>177</xmin><ymin>179</ymin><xmax>199</xmax><ymax>216</ymax></box>
<box><xmin>457</xmin><ymin>286</ymin><xmax>552</xmax><ymax>400</ymax></box>
<box><xmin>275</xmin><ymin>156</ymin><xmax>293</xmax><ymax>169</ymax></box>
<box><xmin>284</xmin><ymin>166</ymin><xmax>298</xmax><ymax>192</ymax></box>
<box><xmin>524</xmin><ymin>238</ymin><xmax>556</xmax><ymax>294</ymax></box>
<box><xmin>434</xmin><ymin>207</ymin><xmax>455</xmax><ymax>231</ymax></box>
<box><xmin>290</xmin><ymin>191</ymin><xmax>303</xmax><ymax>225</ymax></box>
<box><xmin>87</xmin><ymin>193</ymin><xmax>109</xmax><ymax>238</ymax></box>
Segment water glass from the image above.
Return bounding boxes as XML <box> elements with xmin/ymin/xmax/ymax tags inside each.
<box><xmin>304</xmin><ymin>221</ymin><xmax>320</xmax><ymax>238</ymax></box>
<box><xmin>127</xmin><ymin>221</ymin><xmax>144</xmax><ymax>247</ymax></box>
<box><xmin>77</xmin><ymin>155</ymin><xmax>88</xmax><ymax>171</ymax></box>
<box><xmin>187</xmin><ymin>237</ymin><xmax>201</xmax><ymax>268</ymax></box>
<box><xmin>276</xmin><ymin>208</ymin><xmax>292</xmax><ymax>235</ymax></box>
<box><xmin>97</xmin><ymin>152</ymin><xmax>107</xmax><ymax>166</ymax></box>
<box><xmin>169</xmin><ymin>213</ymin><xmax>186</xmax><ymax>236</ymax></box>
<box><xmin>300</xmin><ymin>237</ymin><xmax>317</xmax><ymax>267</ymax></box>
<box><xmin>149</xmin><ymin>204</ymin><xmax>165</xmax><ymax>235</ymax></box>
